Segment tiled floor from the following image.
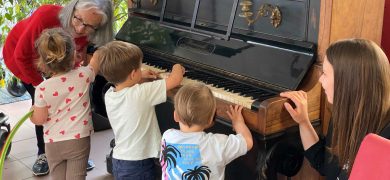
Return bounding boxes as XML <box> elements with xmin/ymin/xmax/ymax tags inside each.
<box><xmin>0</xmin><ymin>100</ymin><xmax>114</xmax><ymax>180</ymax></box>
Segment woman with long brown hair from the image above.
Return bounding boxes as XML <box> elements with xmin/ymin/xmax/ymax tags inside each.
<box><xmin>280</xmin><ymin>39</ymin><xmax>390</xmax><ymax>179</ymax></box>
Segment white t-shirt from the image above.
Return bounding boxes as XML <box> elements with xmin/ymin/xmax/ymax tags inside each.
<box><xmin>160</xmin><ymin>129</ymin><xmax>247</xmax><ymax>180</ymax></box>
<box><xmin>34</xmin><ymin>66</ymin><xmax>95</xmax><ymax>143</ymax></box>
<box><xmin>105</xmin><ymin>79</ymin><xmax>166</xmax><ymax>160</ymax></box>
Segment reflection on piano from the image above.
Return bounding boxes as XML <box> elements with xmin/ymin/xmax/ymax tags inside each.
<box><xmin>92</xmin><ymin>0</ymin><xmax>322</xmax><ymax>179</ymax></box>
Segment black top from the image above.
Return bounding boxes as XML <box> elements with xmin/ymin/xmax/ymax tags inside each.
<box><xmin>304</xmin><ymin>121</ymin><xmax>390</xmax><ymax>180</ymax></box>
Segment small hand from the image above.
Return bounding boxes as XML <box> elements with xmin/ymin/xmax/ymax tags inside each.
<box><xmin>172</xmin><ymin>64</ymin><xmax>185</xmax><ymax>75</ymax></box>
<box><xmin>141</xmin><ymin>69</ymin><xmax>158</xmax><ymax>79</ymax></box>
<box><xmin>74</xmin><ymin>50</ymin><xmax>87</xmax><ymax>65</ymax></box>
<box><xmin>226</xmin><ymin>105</ymin><xmax>245</xmax><ymax>127</ymax></box>
<box><xmin>279</xmin><ymin>90</ymin><xmax>310</xmax><ymax>125</ymax></box>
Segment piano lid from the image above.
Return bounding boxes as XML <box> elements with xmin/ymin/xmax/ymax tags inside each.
<box><xmin>116</xmin><ymin>15</ymin><xmax>315</xmax><ymax>91</ymax></box>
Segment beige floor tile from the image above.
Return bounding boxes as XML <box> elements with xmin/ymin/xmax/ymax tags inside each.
<box><xmin>3</xmin><ymin>154</ymin><xmax>18</xmax><ymax>163</ymax></box>
<box><xmin>9</xmin><ymin>138</ymin><xmax>38</xmax><ymax>160</ymax></box>
<box><xmin>90</xmin><ymin>129</ymin><xmax>114</xmax><ymax>171</ymax></box>
<box><xmin>2</xmin><ymin>160</ymin><xmax>34</xmax><ymax>179</ymax></box>
<box><xmin>12</xmin><ymin>124</ymin><xmax>36</xmax><ymax>142</ymax></box>
<box><xmin>87</xmin><ymin>167</ymin><xmax>113</xmax><ymax>180</ymax></box>
<box><xmin>0</xmin><ymin>100</ymin><xmax>32</xmax><ymax>127</ymax></box>
<box><xmin>18</xmin><ymin>156</ymin><xmax>37</xmax><ymax>170</ymax></box>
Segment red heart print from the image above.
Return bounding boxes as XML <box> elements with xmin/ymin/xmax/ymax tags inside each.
<box><xmin>57</xmin><ymin>109</ymin><xmax>61</xmax><ymax>114</ymax></box>
<box><xmin>39</xmin><ymin>94</ymin><xmax>43</xmax><ymax>98</ymax></box>
<box><xmin>68</xmin><ymin>86</ymin><xmax>74</xmax><ymax>92</ymax></box>
<box><xmin>70</xmin><ymin>116</ymin><xmax>76</xmax><ymax>121</ymax></box>
<box><xmin>45</xmin><ymin>130</ymin><xmax>49</xmax><ymax>135</ymax></box>
<box><xmin>67</xmin><ymin>108</ymin><xmax>71</xmax><ymax>112</ymax></box>
<box><xmin>61</xmin><ymin>77</ymin><xmax>67</xmax><ymax>82</ymax></box>
<box><xmin>65</xmin><ymin>98</ymin><xmax>71</xmax><ymax>104</ymax></box>
<box><xmin>40</xmin><ymin>87</ymin><xmax>45</xmax><ymax>91</ymax></box>
<box><xmin>83</xmin><ymin>120</ymin><xmax>88</xmax><ymax>125</ymax></box>
<box><xmin>78</xmin><ymin>92</ymin><xmax>83</xmax><ymax>97</ymax></box>
<box><xmin>47</xmin><ymin>105</ymin><xmax>51</xmax><ymax>109</ymax></box>
<box><xmin>53</xmin><ymin>91</ymin><xmax>58</xmax><ymax>96</ymax></box>
<box><xmin>49</xmin><ymin>139</ymin><xmax>54</xmax><ymax>143</ymax></box>
<box><xmin>60</xmin><ymin>130</ymin><xmax>65</xmax><ymax>135</ymax></box>
<box><xmin>47</xmin><ymin>118</ymin><xmax>51</xmax><ymax>121</ymax></box>
<box><xmin>79</xmin><ymin>73</ymin><xmax>84</xmax><ymax>78</ymax></box>
<box><xmin>83</xmin><ymin>102</ymin><xmax>88</xmax><ymax>107</ymax></box>
<box><xmin>75</xmin><ymin>133</ymin><xmax>81</xmax><ymax>139</ymax></box>
<box><xmin>86</xmin><ymin>78</ymin><xmax>90</xmax><ymax>83</ymax></box>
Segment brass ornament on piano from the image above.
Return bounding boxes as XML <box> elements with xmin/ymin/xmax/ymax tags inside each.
<box><xmin>239</xmin><ymin>1</ymin><xmax>282</xmax><ymax>28</ymax></box>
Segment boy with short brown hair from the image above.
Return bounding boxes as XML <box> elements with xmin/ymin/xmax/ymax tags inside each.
<box><xmin>98</xmin><ymin>40</ymin><xmax>185</xmax><ymax>179</ymax></box>
<box><xmin>160</xmin><ymin>82</ymin><xmax>253</xmax><ymax>180</ymax></box>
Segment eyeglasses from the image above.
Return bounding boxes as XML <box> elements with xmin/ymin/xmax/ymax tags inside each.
<box><xmin>73</xmin><ymin>15</ymin><xmax>98</xmax><ymax>32</ymax></box>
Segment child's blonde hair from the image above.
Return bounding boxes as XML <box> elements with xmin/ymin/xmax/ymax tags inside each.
<box><xmin>98</xmin><ymin>41</ymin><xmax>142</xmax><ymax>84</ymax></box>
<box><xmin>35</xmin><ymin>28</ymin><xmax>75</xmax><ymax>75</ymax></box>
<box><xmin>174</xmin><ymin>83</ymin><xmax>216</xmax><ymax>127</ymax></box>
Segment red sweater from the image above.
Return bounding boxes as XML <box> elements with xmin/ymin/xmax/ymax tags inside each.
<box><xmin>3</xmin><ymin>5</ymin><xmax>88</xmax><ymax>86</ymax></box>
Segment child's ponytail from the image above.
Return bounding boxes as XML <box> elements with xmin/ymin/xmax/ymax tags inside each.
<box><xmin>35</xmin><ymin>28</ymin><xmax>75</xmax><ymax>75</ymax></box>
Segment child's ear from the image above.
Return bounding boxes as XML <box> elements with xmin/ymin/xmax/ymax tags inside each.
<box><xmin>173</xmin><ymin>110</ymin><xmax>180</xmax><ymax>123</ymax></box>
<box><xmin>206</xmin><ymin>114</ymin><xmax>215</xmax><ymax>128</ymax></box>
<box><xmin>129</xmin><ymin>69</ymin><xmax>137</xmax><ymax>80</ymax></box>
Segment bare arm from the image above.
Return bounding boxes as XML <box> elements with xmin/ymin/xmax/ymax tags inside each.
<box><xmin>139</xmin><ymin>69</ymin><xmax>158</xmax><ymax>83</ymax></box>
<box><xmin>88</xmin><ymin>52</ymin><xmax>100</xmax><ymax>76</ymax></box>
<box><xmin>227</xmin><ymin>105</ymin><xmax>253</xmax><ymax>150</ymax></box>
<box><xmin>30</xmin><ymin>105</ymin><xmax>48</xmax><ymax>125</ymax></box>
<box><xmin>280</xmin><ymin>91</ymin><xmax>319</xmax><ymax>150</ymax></box>
<box><xmin>165</xmin><ymin>64</ymin><xmax>185</xmax><ymax>90</ymax></box>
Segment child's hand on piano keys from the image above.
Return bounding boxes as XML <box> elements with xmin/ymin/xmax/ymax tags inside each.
<box><xmin>227</xmin><ymin>105</ymin><xmax>245</xmax><ymax>126</ymax></box>
<box><xmin>172</xmin><ymin>64</ymin><xmax>185</xmax><ymax>75</ymax></box>
<box><xmin>165</xmin><ymin>64</ymin><xmax>185</xmax><ymax>90</ymax></box>
<box><xmin>279</xmin><ymin>91</ymin><xmax>310</xmax><ymax>125</ymax></box>
<box><xmin>141</xmin><ymin>69</ymin><xmax>158</xmax><ymax>79</ymax></box>
<box><xmin>227</xmin><ymin>105</ymin><xmax>253</xmax><ymax>150</ymax></box>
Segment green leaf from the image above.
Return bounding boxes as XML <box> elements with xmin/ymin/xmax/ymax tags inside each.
<box><xmin>15</xmin><ymin>3</ymin><xmax>20</xmax><ymax>13</ymax></box>
<box><xmin>5</xmin><ymin>13</ymin><xmax>12</xmax><ymax>20</ymax></box>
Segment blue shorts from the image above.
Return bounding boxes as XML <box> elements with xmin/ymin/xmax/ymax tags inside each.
<box><xmin>112</xmin><ymin>158</ymin><xmax>156</xmax><ymax>180</ymax></box>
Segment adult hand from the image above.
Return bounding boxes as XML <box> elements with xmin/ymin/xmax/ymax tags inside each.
<box><xmin>279</xmin><ymin>90</ymin><xmax>310</xmax><ymax>125</ymax></box>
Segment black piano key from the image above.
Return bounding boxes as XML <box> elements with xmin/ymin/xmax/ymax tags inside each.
<box><xmin>145</xmin><ymin>60</ymin><xmax>278</xmax><ymax>104</ymax></box>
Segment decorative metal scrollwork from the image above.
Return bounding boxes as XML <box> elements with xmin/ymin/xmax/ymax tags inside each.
<box><xmin>239</xmin><ymin>1</ymin><xmax>282</xmax><ymax>28</ymax></box>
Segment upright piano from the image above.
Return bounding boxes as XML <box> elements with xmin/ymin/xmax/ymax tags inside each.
<box><xmin>94</xmin><ymin>0</ymin><xmax>322</xmax><ymax>179</ymax></box>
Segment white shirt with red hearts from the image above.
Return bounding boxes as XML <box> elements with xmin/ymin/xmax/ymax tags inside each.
<box><xmin>34</xmin><ymin>66</ymin><xmax>95</xmax><ymax>143</ymax></box>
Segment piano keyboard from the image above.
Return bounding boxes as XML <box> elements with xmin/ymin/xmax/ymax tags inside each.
<box><xmin>141</xmin><ymin>58</ymin><xmax>276</xmax><ymax>110</ymax></box>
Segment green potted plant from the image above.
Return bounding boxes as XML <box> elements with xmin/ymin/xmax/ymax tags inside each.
<box><xmin>6</xmin><ymin>75</ymin><xmax>26</xmax><ymax>97</ymax></box>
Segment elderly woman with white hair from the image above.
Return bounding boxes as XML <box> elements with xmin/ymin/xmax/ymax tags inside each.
<box><xmin>2</xmin><ymin>0</ymin><xmax>113</xmax><ymax>176</ymax></box>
